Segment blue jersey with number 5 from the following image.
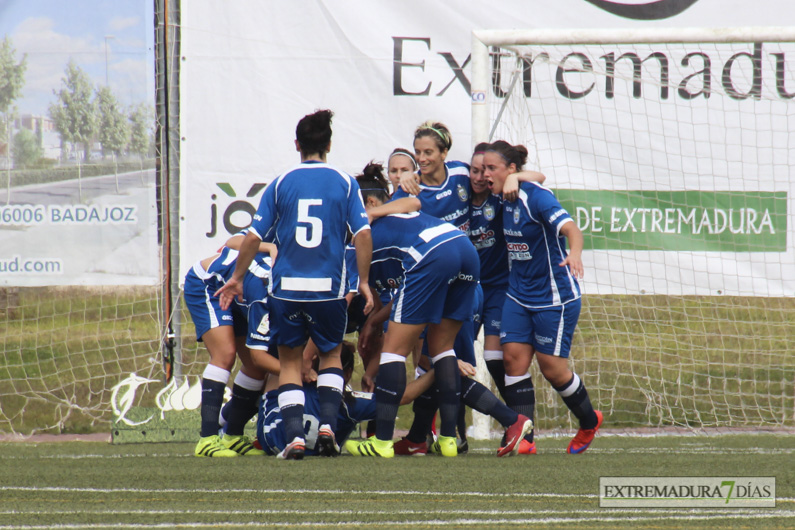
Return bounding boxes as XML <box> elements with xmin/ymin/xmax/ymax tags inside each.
<box><xmin>250</xmin><ymin>161</ymin><xmax>370</xmax><ymax>302</ymax></box>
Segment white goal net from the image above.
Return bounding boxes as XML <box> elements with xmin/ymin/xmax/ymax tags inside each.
<box><xmin>471</xmin><ymin>27</ymin><xmax>795</xmax><ymax>432</ymax></box>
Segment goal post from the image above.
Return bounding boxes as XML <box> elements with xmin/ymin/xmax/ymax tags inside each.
<box><xmin>469</xmin><ymin>26</ymin><xmax>795</xmax><ymax>435</ymax></box>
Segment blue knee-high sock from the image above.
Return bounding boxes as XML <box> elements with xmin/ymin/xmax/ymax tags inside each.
<box><xmin>431</xmin><ymin>352</ymin><xmax>460</xmax><ymax>438</ymax></box>
<box><xmin>224</xmin><ymin>372</ymin><xmax>264</xmax><ymax>436</ymax></box>
<box><xmin>375</xmin><ymin>354</ymin><xmax>406</xmax><ymax>441</ymax></box>
<box><xmin>554</xmin><ymin>373</ymin><xmax>598</xmax><ymax>429</ymax></box>
<box><xmin>278</xmin><ymin>383</ymin><xmax>306</xmax><ymax>442</ymax></box>
<box><xmin>484</xmin><ymin>349</ymin><xmax>507</xmax><ymax>399</ymax></box>
<box><xmin>317</xmin><ymin>367</ymin><xmax>345</xmax><ymax>432</ymax></box>
<box><xmin>461</xmin><ymin>376</ymin><xmax>518</xmax><ymax>428</ymax></box>
<box><xmin>407</xmin><ymin>371</ymin><xmax>437</xmax><ymax>443</ymax></box>
<box><xmin>503</xmin><ymin>373</ymin><xmax>536</xmax><ymax>442</ymax></box>
<box><xmin>200</xmin><ymin>365</ymin><xmax>230</xmax><ymax>437</ymax></box>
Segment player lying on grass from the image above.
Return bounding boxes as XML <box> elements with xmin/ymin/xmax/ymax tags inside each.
<box><xmin>345</xmin><ymin>163</ymin><xmax>532</xmax><ymax>458</ymax></box>
<box><xmin>483</xmin><ymin>140</ymin><xmax>603</xmax><ymax>455</ymax></box>
<box><xmin>184</xmin><ymin>237</ymin><xmax>280</xmax><ymax>458</ymax></box>
<box><xmin>257</xmin><ymin>342</ymin><xmax>434</xmax><ymax>456</ymax></box>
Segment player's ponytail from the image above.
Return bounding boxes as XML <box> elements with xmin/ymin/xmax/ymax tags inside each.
<box><xmin>356</xmin><ymin>161</ymin><xmax>390</xmax><ymax>203</ymax></box>
<box><xmin>296</xmin><ymin>109</ymin><xmax>334</xmax><ymax>156</ymax></box>
<box><xmin>486</xmin><ymin>140</ymin><xmax>528</xmax><ymax>171</ymax></box>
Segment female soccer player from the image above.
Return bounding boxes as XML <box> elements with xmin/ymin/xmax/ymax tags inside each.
<box><xmin>345</xmin><ymin>165</ymin><xmax>531</xmax><ymax>458</ymax></box>
<box><xmin>483</xmin><ymin>140</ymin><xmax>603</xmax><ymax>454</ymax></box>
<box><xmin>386</xmin><ymin>148</ymin><xmax>417</xmax><ymax>196</ymax></box>
<box><xmin>216</xmin><ymin>109</ymin><xmax>374</xmax><ymax>460</ymax></box>
<box><xmin>184</xmin><ymin>241</ymin><xmax>277</xmax><ymax>457</ymax></box>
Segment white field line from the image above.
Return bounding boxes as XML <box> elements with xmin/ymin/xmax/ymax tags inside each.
<box><xmin>1</xmin><ymin>485</ymin><xmax>793</xmax><ymax>503</ymax></box>
<box><xmin>0</xmin><ymin>511</ymin><xmax>794</xmax><ymax>529</ymax></box>
<box><xmin>0</xmin><ymin>508</ymin><xmax>791</xmax><ymax>517</ymax></box>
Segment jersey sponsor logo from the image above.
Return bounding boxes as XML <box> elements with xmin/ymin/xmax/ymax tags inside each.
<box><xmin>514</xmin><ymin>208</ymin><xmax>521</xmax><ymax>224</ymax></box>
<box><xmin>504</xmin><ymin>228</ymin><xmax>523</xmax><ymax>237</ymax></box>
<box><xmin>249</xmin><ymin>332</ymin><xmax>268</xmax><ymax>341</ymax></box>
<box><xmin>440</xmin><ymin>207</ymin><xmax>467</xmax><ymax>222</ymax></box>
<box><xmin>534</xmin><ymin>333</ymin><xmax>554</xmax><ymax>345</ymax></box>
<box><xmin>507</xmin><ymin>242</ymin><xmax>529</xmax><ymax>252</ymax></box>
<box><xmin>483</xmin><ymin>203</ymin><xmax>495</xmax><ymax>221</ymax></box>
<box><xmin>548</xmin><ymin>209</ymin><xmax>568</xmax><ymax>224</ymax></box>
<box><xmin>436</xmin><ymin>189</ymin><xmax>453</xmax><ymax>200</ymax></box>
<box><xmin>457</xmin><ymin>184</ymin><xmax>468</xmax><ymax>202</ymax></box>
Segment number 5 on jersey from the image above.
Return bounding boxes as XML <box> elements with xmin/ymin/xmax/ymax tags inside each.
<box><xmin>296</xmin><ymin>199</ymin><xmax>323</xmax><ymax>248</ymax></box>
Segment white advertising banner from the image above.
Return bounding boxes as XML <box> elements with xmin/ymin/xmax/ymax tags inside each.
<box><xmin>0</xmin><ymin>0</ymin><xmax>157</xmax><ymax>287</ymax></box>
<box><xmin>179</xmin><ymin>0</ymin><xmax>794</xmax><ymax>295</ymax></box>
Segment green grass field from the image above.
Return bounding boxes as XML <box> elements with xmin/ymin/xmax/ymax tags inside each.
<box><xmin>1</xmin><ymin>434</ymin><xmax>793</xmax><ymax>529</ymax></box>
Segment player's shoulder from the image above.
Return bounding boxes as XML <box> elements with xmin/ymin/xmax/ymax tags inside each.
<box><xmin>446</xmin><ymin>160</ymin><xmax>470</xmax><ymax>174</ymax></box>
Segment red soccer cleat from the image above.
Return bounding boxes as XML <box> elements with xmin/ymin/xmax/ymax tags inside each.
<box><xmin>393</xmin><ymin>436</ymin><xmax>428</xmax><ymax>456</ymax></box>
<box><xmin>567</xmin><ymin>410</ymin><xmax>603</xmax><ymax>454</ymax></box>
<box><xmin>497</xmin><ymin>414</ymin><xmax>533</xmax><ymax>457</ymax></box>
<box><xmin>516</xmin><ymin>439</ymin><xmax>537</xmax><ymax>455</ymax></box>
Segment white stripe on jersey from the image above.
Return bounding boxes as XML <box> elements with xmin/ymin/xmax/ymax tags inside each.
<box><xmin>281</xmin><ymin>276</ymin><xmax>332</xmax><ymax>292</ymax></box>
<box><xmin>418</xmin><ymin>223</ymin><xmax>458</xmax><ymax>242</ymax></box>
<box><xmin>520</xmin><ymin>189</ymin><xmax>561</xmax><ymax>306</ymax></box>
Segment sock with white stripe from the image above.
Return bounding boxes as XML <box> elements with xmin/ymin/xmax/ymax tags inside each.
<box><xmin>278</xmin><ymin>384</ymin><xmax>306</xmax><ymax>442</ymax></box>
<box><xmin>431</xmin><ymin>350</ymin><xmax>460</xmax><ymax>439</ymax></box>
<box><xmin>554</xmin><ymin>373</ymin><xmax>598</xmax><ymax>430</ymax></box>
<box><xmin>484</xmin><ymin>349</ymin><xmax>507</xmax><ymax>399</ymax></box>
<box><xmin>200</xmin><ymin>364</ymin><xmax>230</xmax><ymax>437</ymax></box>
<box><xmin>375</xmin><ymin>353</ymin><xmax>406</xmax><ymax>441</ymax></box>
<box><xmin>317</xmin><ymin>367</ymin><xmax>345</xmax><ymax>432</ymax></box>
<box><xmin>224</xmin><ymin>371</ymin><xmax>264</xmax><ymax>436</ymax></box>
<box><xmin>503</xmin><ymin>373</ymin><xmax>536</xmax><ymax>442</ymax></box>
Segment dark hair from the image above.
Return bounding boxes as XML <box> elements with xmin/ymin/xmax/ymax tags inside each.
<box><xmin>486</xmin><ymin>140</ymin><xmax>528</xmax><ymax>170</ymax></box>
<box><xmin>414</xmin><ymin>120</ymin><xmax>452</xmax><ymax>152</ymax></box>
<box><xmin>356</xmin><ymin>161</ymin><xmax>390</xmax><ymax>204</ymax></box>
<box><xmin>296</xmin><ymin>109</ymin><xmax>333</xmax><ymax>156</ymax></box>
<box><xmin>388</xmin><ymin>147</ymin><xmax>418</xmax><ymax>170</ymax></box>
<box><xmin>473</xmin><ymin>142</ymin><xmax>490</xmax><ymax>156</ymax></box>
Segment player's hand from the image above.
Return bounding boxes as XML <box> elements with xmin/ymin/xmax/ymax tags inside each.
<box><xmin>560</xmin><ymin>253</ymin><xmax>584</xmax><ymax>279</ymax></box>
<box><xmin>399</xmin><ymin>172</ymin><xmax>421</xmax><ymax>196</ymax></box>
<box><xmin>503</xmin><ymin>172</ymin><xmax>519</xmax><ymax>202</ymax></box>
<box><xmin>358</xmin><ymin>283</ymin><xmax>374</xmax><ymax>315</ymax></box>
<box><xmin>214</xmin><ymin>277</ymin><xmax>243</xmax><ymax>310</ymax></box>
<box><xmin>457</xmin><ymin>360</ymin><xmax>476</xmax><ymax>377</ymax></box>
<box><xmin>361</xmin><ymin>373</ymin><xmax>375</xmax><ymax>393</ymax></box>
<box><xmin>303</xmin><ymin>368</ymin><xmax>318</xmax><ymax>384</ymax></box>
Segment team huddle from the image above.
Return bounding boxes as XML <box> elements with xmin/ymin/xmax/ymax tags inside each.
<box><xmin>186</xmin><ymin>109</ymin><xmax>602</xmax><ymax>460</ymax></box>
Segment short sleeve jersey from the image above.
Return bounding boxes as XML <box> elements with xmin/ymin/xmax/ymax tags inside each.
<box><xmin>392</xmin><ymin>160</ymin><xmax>471</xmax><ymax>231</ymax></box>
<box><xmin>258</xmin><ymin>386</ymin><xmax>376</xmax><ymax>456</ymax></box>
<box><xmin>468</xmin><ymin>193</ymin><xmax>509</xmax><ymax>288</ymax></box>
<box><xmin>502</xmin><ymin>182</ymin><xmax>581</xmax><ymax>308</ymax></box>
<box><xmin>249</xmin><ymin>161</ymin><xmax>370</xmax><ymax>302</ymax></box>
<box><xmin>369</xmin><ymin>212</ymin><xmax>467</xmax><ymax>294</ymax></box>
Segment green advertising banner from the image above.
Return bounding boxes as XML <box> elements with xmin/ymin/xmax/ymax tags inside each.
<box><xmin>555</xmin><ymin>190</ymin><xmax>788</xmax><ymax>252</ymax></box>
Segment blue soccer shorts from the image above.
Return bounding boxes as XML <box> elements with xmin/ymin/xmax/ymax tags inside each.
<box><xmin>391</xmin><ymin>237</ymin><xmax>480</xmax><ymax>325</ymax></box>
<box><xmin>480</xmin><ymin>283</ymin><xmax>507</xmax><ymax>337</ymax></box>
<box><xmin>184</xmin><ymin>268</ymin><xmax>247</xmax><ymax>341</ymax></box>
<box><xmin>500</xmin><ymin>296</ymin><xmax>581</xmax><ymax>358</ymax></box>
<box><xmin>267</xmin><ymin>297</ymin><xmax>348</xmax><ymax>353</ymax></box>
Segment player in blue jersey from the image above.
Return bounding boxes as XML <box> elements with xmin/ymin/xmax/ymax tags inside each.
<box><xmin>257</xmin><ymin>342</ymin><xmax>437</xmax><ymax>456</ymax></box>
<box><xmin>345</xmin><ymin>166</ymin><xmax>531</xmax><ymax>458</ymax></box>
<box><xmin>216</xmin><ymin>110</ymin><xmax>374</xmax><ymax>460</ymax></box>
<box><xmin>484</xmin><ymin>140</ymin><xmax>603</xmax><ymax>455</ymax></box>
<box><xmin>184</xmin><ymin>240</ymin><xmax>278</xmax><ymax>457</ymax></box>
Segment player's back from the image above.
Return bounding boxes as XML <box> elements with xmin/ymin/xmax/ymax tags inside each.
<box><xmin>253</xmin><ymin>161</ymin><xmax>368</xmax><ymax>301</ymax></box>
